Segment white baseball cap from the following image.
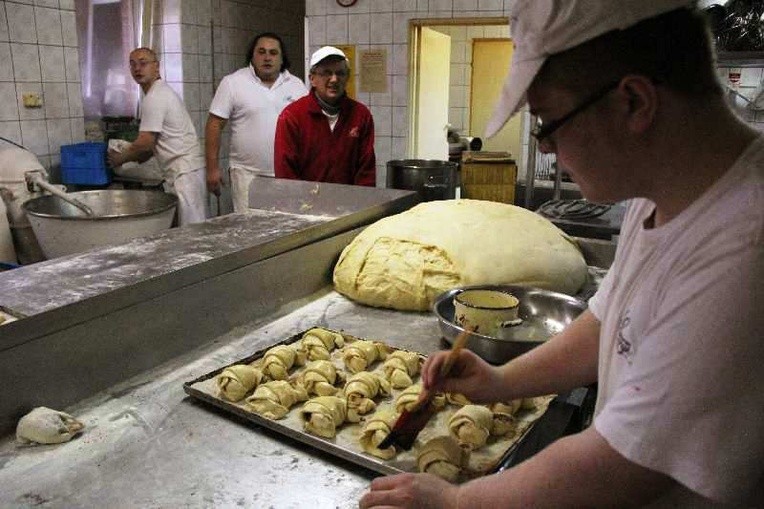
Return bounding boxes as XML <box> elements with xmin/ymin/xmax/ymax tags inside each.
<box><xmin>310</xmin><ymin>46</ymin><xmax>348</xmax><ymax>68</ymax></box>
<box><xmin>485</xmin><ymin>0</ymin><xmax>695</xmax><ymax>138</ymax></box>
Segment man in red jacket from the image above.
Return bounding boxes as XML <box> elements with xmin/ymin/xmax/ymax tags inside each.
<box><xmin>274</xmin><ymin>46</ymin><xmax>376</xmax><ymax>186</ymax></box>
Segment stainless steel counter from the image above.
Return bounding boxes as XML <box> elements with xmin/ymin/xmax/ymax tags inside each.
<box><xmin>0</xmin><ymin>179</ymin><xmax>614</xmax><ymax>507</ymax></box>
<box><xmin>0</xmin><ymin>291</ymin><xmax>441</xmax><ymax>509</ymax></box>
<box><xmin>0</xmin><ymin>180</ymin><xmax>419</xmax><ymax>436</ymax></box>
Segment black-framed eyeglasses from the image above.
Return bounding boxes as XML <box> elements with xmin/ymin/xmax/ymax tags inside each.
<box><xmin>531</xmin><ymin>80</ymin><xmax>621</xmax><ymax>143</ymax></box>
<box><xmin>314</xmin><ymin>69</ymin><xmax>349</xmax><ymax>79</ymax></box>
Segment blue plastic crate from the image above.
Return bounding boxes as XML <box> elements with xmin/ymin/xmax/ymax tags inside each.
<box><xmin>60</xmin><ymin>142</ymin><xmax>112</xmax><ymax>186</ymax></box>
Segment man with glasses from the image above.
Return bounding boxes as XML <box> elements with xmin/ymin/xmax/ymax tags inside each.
<box><xmin>274</xmin><ymin>46</ymin><xmax>376</xmax><ymax>186</ymax></box>
<box><xmin>361</xmin><ymin>1</ymin><xmax>762</xmax><ymax>507</ymax></box>
<box><xmin>205</xmin><ymin>33</ymin><xmax>307</xmax><ymax>213</ymax></box>
<box><xmin>108</xmin><ymin>47</ymin><xmax>207</xmax><ymax>225</ymax></box>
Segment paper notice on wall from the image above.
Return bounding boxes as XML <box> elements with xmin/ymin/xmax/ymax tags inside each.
<box><xmin>359</xmin><ymin>49</ymin><xmax>387</xmax><ymax>93</ymax></box>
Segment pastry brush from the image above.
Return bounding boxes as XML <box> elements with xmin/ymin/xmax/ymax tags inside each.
<box><xmin>378</xmin><ymin>329</ymin><xmax>471</xmax><ymax>451</ymax></box>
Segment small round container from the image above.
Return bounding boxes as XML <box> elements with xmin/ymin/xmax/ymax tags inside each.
<box><xmin>453</xmin><ymin>289</ymin><xmax>520</xmax><ymax>337</ymax></box>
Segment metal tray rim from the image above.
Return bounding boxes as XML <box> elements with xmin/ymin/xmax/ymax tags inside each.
<box><xmin>182</xmin><ymin>327</ymin><xmax>548</xmax><ymax>479</ymax></box>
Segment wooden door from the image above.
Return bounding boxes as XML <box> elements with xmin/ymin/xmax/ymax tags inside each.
<box><xmin>470</xmin><ymin>39</ymin><xmax>522</xmax><ymax>158</ymax></box>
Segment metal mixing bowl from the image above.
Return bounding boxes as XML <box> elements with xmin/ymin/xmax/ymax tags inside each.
<box><xmin>433</xmin><ymin>285</ymin><xmax>587</xmax><ymax>364</ymax></box>
<box><xmin>23</xmin><ymin>190</ymin><xmax>178</xmax><ymax>258</ymax></box>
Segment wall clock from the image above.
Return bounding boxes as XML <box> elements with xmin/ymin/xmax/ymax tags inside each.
<box><xmin>336</xmin><ymin>0</ymin><xmax>358</xmax><ymax>7</ymax></box>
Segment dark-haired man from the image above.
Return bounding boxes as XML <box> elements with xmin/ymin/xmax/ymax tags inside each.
<box><xmin>205</xmin><ymin>33</ymin><xmax>307</xmax><ymax>212</ymax></box>
<box><xmin>361</xmin><ymin>1</ymin><xmax>763</xmax><ymax>507</ymax></box>
<box><xmin>274</xmin><ymin>46</ymin><xmax>376</xmax><ymax>186</ymax></box>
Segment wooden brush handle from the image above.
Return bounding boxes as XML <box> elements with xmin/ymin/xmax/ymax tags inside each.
<box><xmin>439</xmin><ymin>329</ymin><xmax>471</xmax><ymax>376</ymax></box>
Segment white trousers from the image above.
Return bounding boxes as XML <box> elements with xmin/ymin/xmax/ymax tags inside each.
<box><xmin>229</xmin><ymin>166</ymin><xmax>257</xmax><ymax>213</ymax></box>
<box><xmin>164</xmin><ymin>168</ymin><xmax>207</xmax><ymax>225</ymax></box>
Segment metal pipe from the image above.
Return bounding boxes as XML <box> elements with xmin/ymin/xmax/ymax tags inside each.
<box><xmin>25</xmin><ymin>172</ymin><xmax>95</xmax><ymax>216</ymax></box>
<box><xmin>524</xmin><ymin>115</ymin><xmax>538</xmax><ymax>209</ymax></box>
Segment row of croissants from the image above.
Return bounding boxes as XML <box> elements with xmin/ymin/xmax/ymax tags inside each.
<box><xmin>215</xmin><ymin>327</ymin><xmax>540</xmax><ymax>480</ymax></box>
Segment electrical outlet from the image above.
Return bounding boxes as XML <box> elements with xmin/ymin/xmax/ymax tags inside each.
<box><xmin>22</xmin><ymin>93</ymin><xmax>43</xmax><ymax>108</ymax></box>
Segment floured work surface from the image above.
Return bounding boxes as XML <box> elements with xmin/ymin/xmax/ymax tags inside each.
<box><xmin>184</xmin><ymin>328</ymin><xmax>553</xmax><ymax>481</ymax></box>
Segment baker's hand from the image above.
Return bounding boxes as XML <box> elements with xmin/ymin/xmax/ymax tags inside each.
<box><xmin>206</xmin><ymin>164</ymin><xmax>224</xmax><ymax>196</ymax></box>
<box><xmin>359</xmin><ymin>473</ymin><xmax>460</xmax><ymax>509</ymax></box>
<box><xmin>107</xmin><ymin>148</ymin><xmax>124</xmax><ymax>168</ymax></box>
<box><xmin>420</xmin><ymin>349</ymin><xmax>503</xmax><ymax>404</ymax></box>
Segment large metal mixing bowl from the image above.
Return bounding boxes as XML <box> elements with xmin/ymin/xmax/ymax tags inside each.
<box><xmin>433</xmin><ymin>285</ymin><xmax>587</xmax><ymax>364</ymax></box>
<box><xmin>22</xmin><ymin>190</ymin><xmax>178</xmax><ymax>259</ymax></box>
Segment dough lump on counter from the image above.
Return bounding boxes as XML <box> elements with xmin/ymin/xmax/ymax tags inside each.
<box><xmin>16</xmin><ymin>407</ymin><xmax>84</xmax><ymax>445</ymax></box>
<box><xmin>333</xmin><ymin>200</ymin><xmax>588</xmax><ymax>311</ymax></box>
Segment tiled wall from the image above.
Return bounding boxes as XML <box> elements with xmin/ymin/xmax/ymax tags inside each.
<box><xmin>150</xmin><ymin>0</ymin><xmax>305</xmax><ymax>153</ymax></box>
<box><xmin>305</xmin><ymin>0</ymin><xmax>517</xmax><ymax>186</ymax></box>
<box><xmin>0</xmin><ymin>0</ymin><xmax>84</xmax><ymax>175</ymax></box>
<box><xmin>0</xmin><ymin>0</ymin><xmax>305</xmax><ymax>209</ymax></box>
<box><xmin>3</xmin><ymin>0</ymin><xmax>764</xmax><ymax>191</ymax></box>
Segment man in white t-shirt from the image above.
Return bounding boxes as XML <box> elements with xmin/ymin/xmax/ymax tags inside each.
<box><xmin>108</xmin><ymin>47</ymin><xmax>207</xmax><ymax>225</ymax></box>
<box><xmin>361</xmin><ymin>1</ymin><xmax>763</xmax><ymax>508</ymax></box>
<box><xmin>205</xmin><ymin>32</ymin><xmax>307</xmax><ymax>213</ymax></box>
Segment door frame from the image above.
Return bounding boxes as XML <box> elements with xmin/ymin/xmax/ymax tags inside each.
<box><xmin>407</xmin><ymin>17</ymin><xmax>510</xmax><ymax>158</ymax></box>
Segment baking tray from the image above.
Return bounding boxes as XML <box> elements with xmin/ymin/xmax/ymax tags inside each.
<box><xmin>183</xmin><ymin>328</ymin><xmax>554</xmax><ymax>480</ymax></box>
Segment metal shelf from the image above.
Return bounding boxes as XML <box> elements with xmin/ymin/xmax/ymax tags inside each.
<box><xmin>717</xmin><ymin>51</ymin><xmax>764</xmax><ymax>67</ymax></box>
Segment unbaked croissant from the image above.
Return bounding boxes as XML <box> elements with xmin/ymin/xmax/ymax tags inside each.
<box><xmin>489</xmin><ymin>401</ymin><xmax>521</xmax><ymax>436</ymax></box>
<box><xmin>445</xmin><ymin>393</ymin><xmax>472</xmax><ymax>406</ymax></box>
<box><xmin>301</xmin><ymin>396</ymin><xmax>348</xmax><ymax>438</ymax></box>
<box><xmin>244</xmin><ymin>380</ymin><xmax>308</xmax><ymax>419</ymax></box>
<box><xmin>216</xmin><ymin>364</ymin><xmax>264</xmax><ymax>402</ymax></box>
<box><xmin>298</xmin><ymin>360</ymin><xmax>341</xmax><ymax>396</ymax></box>
<box><xmin>416</xmin><ymin>435</ymin><xmax>469</xmax><ymax>482</ymax></box>
<box><xmin>343</xmin><ymin>372</ymin><xmax>391</xmax><ymax>421</ymax></box>
<box><xmin>262</xmin><ymin>344</ymin><xmax>306</xmax><ymax>380</ymax></box>
<box><xmin>382</xmin><ymin>350</ymin><xmax>421</xmax><ymax>389</ymax></box>
<box><xmin>342</xmin><ymin>340</ymin><xmax>388</xmax><ymax>373</ymax></box>
<box><xmin>359</xmin><ymin>409</ymin><xmax>398</xmax><ymax>459</ymax></box>
<box><xmin>448</xmin><ymin>405</ymin><xmax>494</xmax><ymax>450</ymax></box>
<box><xmin>395</xmin><ymin>384</ymin><xmax>423</xmax><ymax>413</ymax></box>
<box><xmin>395</xmin><ymin>384</ymin><xmax>446</xmax><ymax>413</ymax></box>
<box><xmin>300</xmin><ymin>328</ymin><xmax>345</xmax><ymax>361</ymax></box>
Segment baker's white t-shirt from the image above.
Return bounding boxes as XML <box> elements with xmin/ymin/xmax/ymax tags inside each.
<box><xmin>139</xmin><ymin>79</ymin><xmax>204</xmax><ymax>178</ymax></box>
<box><xmin>589</xmin><ymin>136</ymin><xmax>764</xmax><ymax>506</ymax></box>
<box><xmin>209</xmin><ymin>66</ymin><xmax>307</xmax><ymax>175</ymax></box>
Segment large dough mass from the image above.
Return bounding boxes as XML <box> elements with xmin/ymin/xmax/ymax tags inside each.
<box><xmin>333</xmin><ymin>199</ymin><xmax>587</xmax><ymax>310</ymax></box>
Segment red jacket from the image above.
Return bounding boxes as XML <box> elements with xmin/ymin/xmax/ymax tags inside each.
<box><xmin>274</xmin><ymin>91</ymin><xmax>376</xmax><ymax>186</ymax></box>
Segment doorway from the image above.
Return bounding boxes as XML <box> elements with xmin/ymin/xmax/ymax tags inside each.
<box><xmin>408</xmin><ymin>19</ymin><xmax>526</xmax><ymax>174</ymax></box>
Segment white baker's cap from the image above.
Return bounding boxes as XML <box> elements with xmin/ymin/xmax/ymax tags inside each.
<box><xmin>485</xmin><ymin>0</ymin><xmax>695</xmax><ymax>138</ymax></box>
<box><xmin>310</xmin><ymin>46</ymin><xmax>348</xmax><ymax>68</ymax></box>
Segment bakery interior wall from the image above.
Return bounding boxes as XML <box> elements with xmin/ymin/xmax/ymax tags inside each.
<box><xmin>307</xmin><ymin>0</ymin><xmax>764</xmax><ymax>189</ymax></box>
<box><xmin>0</xmin><ymin>0</ymin><xmax>305</xmax><ymax>216</ymax></box>
<box><xmin>1</xmin><ymin>0</ymin><xmax>763</xmax><ymax>202</ymax></box>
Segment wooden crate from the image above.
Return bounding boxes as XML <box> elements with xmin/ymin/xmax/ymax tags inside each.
<box><xmin>460</xmin><ymin>151</ymin><xmax>517</xmax><ymax>204</ymax></box>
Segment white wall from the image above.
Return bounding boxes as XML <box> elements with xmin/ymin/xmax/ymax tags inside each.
<box><xmin>0</xmin><ymin>0</ymin><xmax>84</xmax><ymax>175</ymax></box>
